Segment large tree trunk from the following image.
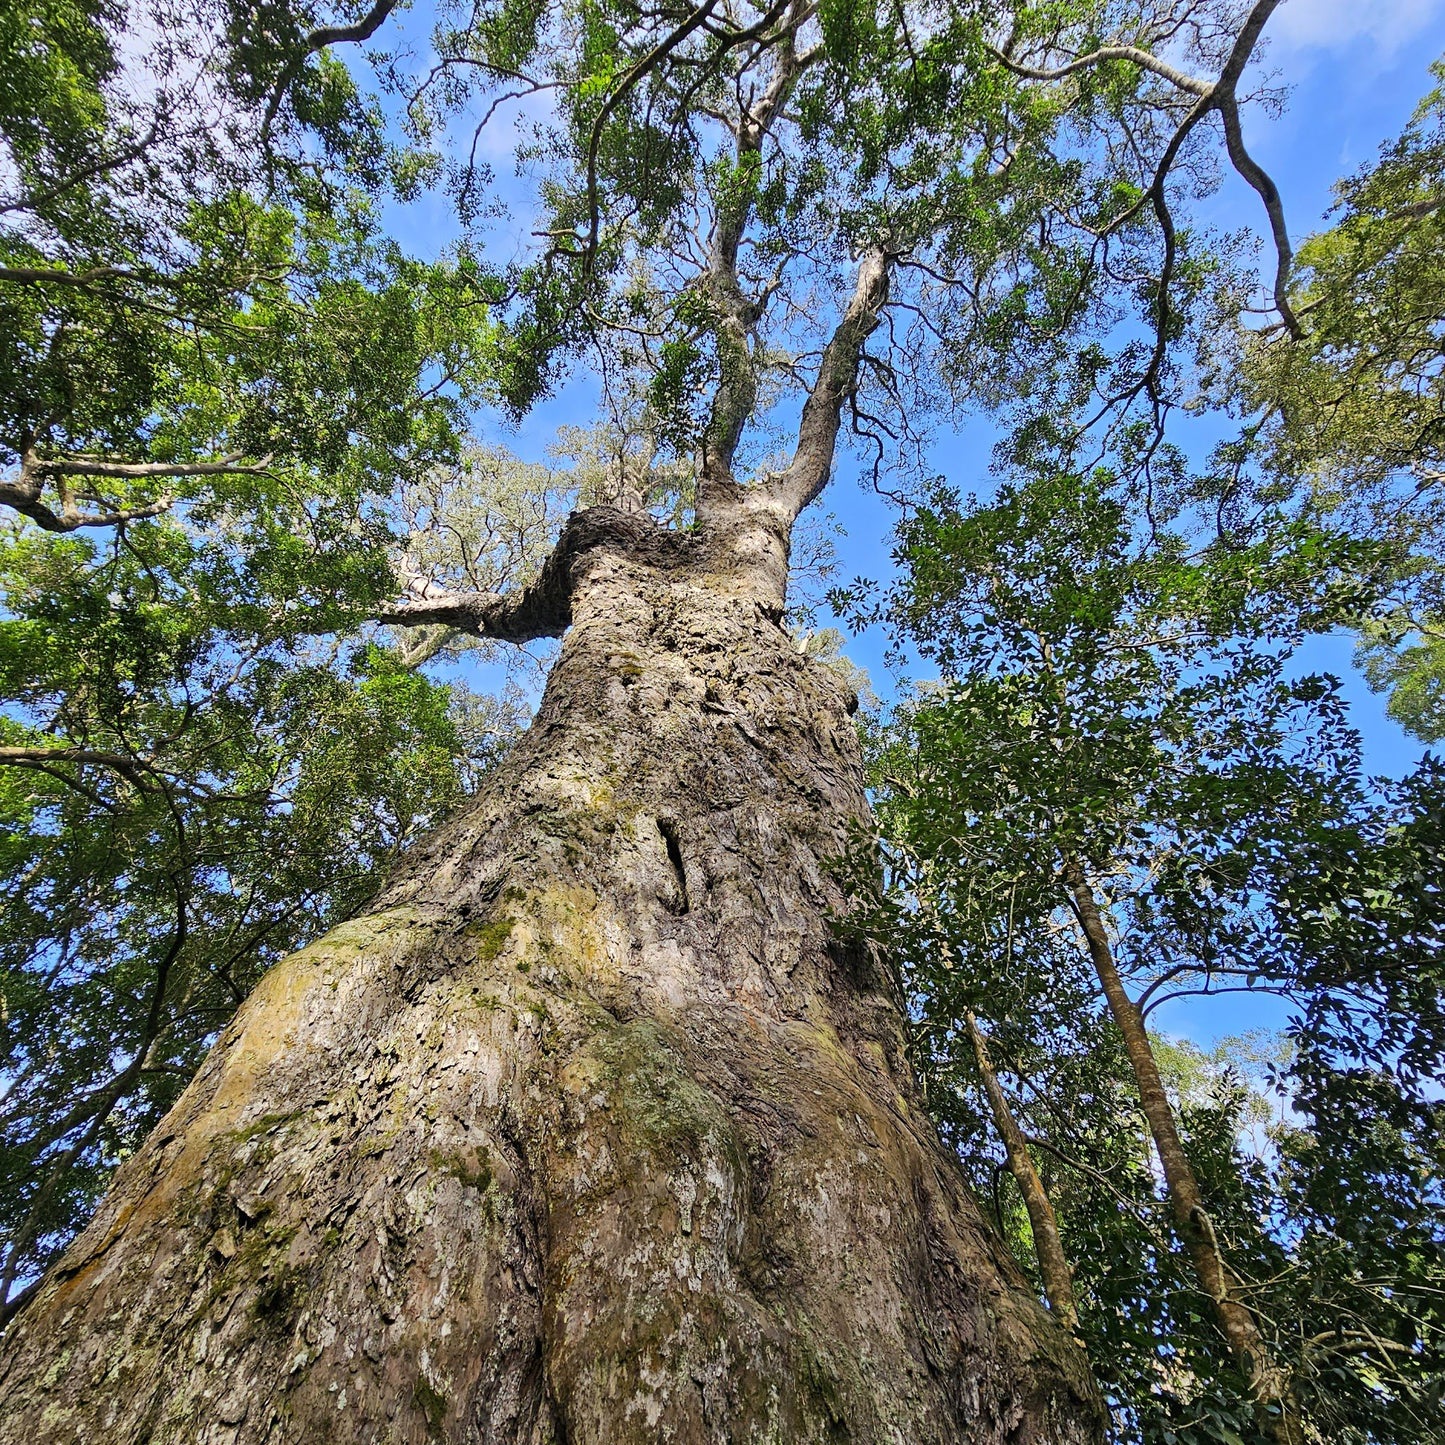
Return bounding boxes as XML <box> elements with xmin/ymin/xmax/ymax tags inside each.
<box><xmin>0</xmin><ymin>514</ymin><xmax>1102</xmax><ymax>1442</ymax></box>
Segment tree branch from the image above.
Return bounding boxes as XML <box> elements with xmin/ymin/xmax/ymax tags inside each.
<box><xmin>0</xmin><ymin>482</ymin><xmax>175</xmax><ymax>533</ymax></box>
<box><xmin>990</xmin><ymin>43</ymin><xmax>1210</xmax><ymax>97</ymax></box>
<box><xmin>262</xmin><ymin>0</ymin><xmax>402</xmax><ymax>144</ymax></box>
<box><xmin>1</xmin><ymin>450</ymin><xmax>274</xmax><ymax>532</ymax></box>
<box><xmin>697</xmin><ymin>14</ymin><xmax>817</xmax><ymax>506</ymax></box>
<box><xmin>0</xmin><ymin>265</ymin><xmax>136</xmax><ymax>287</ymax></box>
<box><xmin>1003</xmin><ymin>0</ymin><xmax>1300</xmax><ymax>347</ymax></box>
<box><xmin>578</xmin><ymin>1</ymin><xmax>726</xmax><ymax>273</ymax></box>
<box><xmin>571</xmin><ymin>0</ymin><xmax>799</xmax><ymax>277</ymax></box>
<box><xmin>29</xmin><ymin>453</ymin><xmax>272</xmax><ymax>481</ymax></box>
<box><xmin>377</xmin><ymin>506</ymin><xmax>678</xmax><ymax>645</ymax></box>
<box><xmin>770</xmin><ymin>246</ymin><xmax>892</xmax><ymax>521</ymax></box>
<box><xmin>0</xmin><ymin>745</ymin><xmax>173</xmax><ymax>795</ymax></box>
<box><xmin>1217</xmin><ymin>91</ymin><xmax>1300</xmax><ymax>336</ymax></box>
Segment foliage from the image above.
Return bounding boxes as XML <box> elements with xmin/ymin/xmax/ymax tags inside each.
<box><xmin>842</xmin><ymin>468</ymin><xmax>1445</xmax><ymax>1441</ymax></box>
<box><xmin>0</xmin><ymin>0</ymin><xmax>506</xmax><ymax>536</ymax></box>
<box><xmin>1220</xmin><ymin>58</ymin><xmax>1445</xmax><ymax>740</ymax></box>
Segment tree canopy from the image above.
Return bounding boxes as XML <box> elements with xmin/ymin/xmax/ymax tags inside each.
<box><xmin>4</xmin><ymin>5</ymin><xmax>1444</xmax><ymax>1441</ymax></box>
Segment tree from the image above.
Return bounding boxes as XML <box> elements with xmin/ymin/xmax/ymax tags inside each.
<box><xmin>0</xmin><ymin>0</ymin><xmax>537</xmax><ymax>1320</ymax></box>
<box><xmin>0</xmin><ymin>1</ymin><xmax>1311</xmax><ymax>1439</ymax></box>
<box><xmin>851</xmin><ymin>466</ymin><xmax>1444</xmax><ymax>1440</ymax></box>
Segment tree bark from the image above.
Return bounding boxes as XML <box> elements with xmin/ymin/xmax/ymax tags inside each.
<box><xmin>1061</xmin><ymin>857</ymin><xmax>1300</xmax><ymax>1445</ymax></box>
<box><xmin>964</xmin><ymin>1012</ymin><xmax>1080</xmax><ymax>1335</ymax></box>
<box><xmin>0</xmin><ymin>511</ymin><xmax>1102</xmax><ymax>1443</ymax></box>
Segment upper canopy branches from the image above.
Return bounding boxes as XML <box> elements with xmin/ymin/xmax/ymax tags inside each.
<box><xmin>2</xmin><ymin>0</ymin><xmax>1304</xmax><ymax>641</ymax></box>
<box><xmin>396</xmin><ymin>0</ymin><xmax>1294</xmax><ymax>495</ymax></box>
<box><xmin>355</xmin><ymin>0</ymin><xmax>1303</xmax><ymax>636</ymax></box>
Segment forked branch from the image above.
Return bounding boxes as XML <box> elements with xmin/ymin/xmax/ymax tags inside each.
<box><xmin>262</xmin><ymin>0</ymin><xmax>403</xmax><ymax>143</ymax></box>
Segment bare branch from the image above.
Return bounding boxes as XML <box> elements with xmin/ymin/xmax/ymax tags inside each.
<box><xmin>990</xmin><ymin>43</ymin><xmax>1210</xmax><ymax>98</ymax></box>
<box><xmin>30</xmin><ymin>453</ymin><xmax>273</xmax><ymax>481</ymax></box>
<box><xmin>377</xmin><ymin>505</ymin><xmax>680</xmax><ymax>645</ymax></box>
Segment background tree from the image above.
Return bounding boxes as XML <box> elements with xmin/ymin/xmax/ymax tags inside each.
<box><xmin>846</xmin><ymin>466</ymin><xmax>1444</xmax><ymax>1441</ymax></box>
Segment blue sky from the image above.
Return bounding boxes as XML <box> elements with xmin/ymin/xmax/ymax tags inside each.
<box><xmin>387</xmin><ymin>1</ymin><xmax>1445</xmax><ymax>1045</ymax></box>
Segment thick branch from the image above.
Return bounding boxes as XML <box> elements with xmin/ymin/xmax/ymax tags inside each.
<box><xmin>699</xmin><ymin>16</ymin><xmax>816</xmax><ymax>500</ymax></box>
<box><xmin>1384</xmin><ymin>196</ymin><xmax>1445</xmax><ymax>221</ymax></box>
<box><xmin>769</xmin><ymin>247</ymin><xmax>891</xmax><ymax>521</ymax></box>
<box><xmin>0</xmin><ymin>746</ymin><xmax>204</xmax><ymax>799</ymax></box>
<box><xmin>2</xmin><ymin>449</ymin><xmax>272</xmax><ymax>532</ymax></box>
<box><xmin>0</xmin><ymin>480</ymin><xmax>174</xmax><ymax>533</ymax></box>
<box><xmin>378</xmin><ymin>506</ymin><xmax>676</xmax><ymax>645</ymax></box>
<box><xmin>29</xmin><ymin>452</ymin><xmax>272</xmax><ymax>481</ymax></box>
<box><xmin>0</xmin><ymin>265</ymin><xmax>136</xmax><ymax>287</ymax></box>
<box><xmin>991</xmin><ymin>43</ymin><xmax>1210</xmax><ymax>97</ymax></box>
<box><xmin>1207</xmin><ymin>0</ymin><xmax>1301</xmax><ymax>339</ymax></box>
<box><xmin>301</xmin><ymin>0</ymin><xmax>401</xmax><ymax>51</ymax></box>
<box><xmin>1217</xmin><ymin>92</ymin><xmax>1300</xmax><ymax>336</ymax></box>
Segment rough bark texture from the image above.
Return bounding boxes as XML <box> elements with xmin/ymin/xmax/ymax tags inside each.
<box><xmin>0</xmin><ymin>515</ymin><xmax>1102</xmax><ymax>1443</ymax></box>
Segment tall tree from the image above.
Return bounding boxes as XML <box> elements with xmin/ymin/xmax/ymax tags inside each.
<box><xmin>0</xmin><ymin>1</ymin><xmax>1307</xmax><ymax>1439</ymax></box>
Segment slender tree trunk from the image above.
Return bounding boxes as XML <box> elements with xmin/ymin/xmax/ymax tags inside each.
<box><xmin>0</xmin><ymin>513</ymin><xmax>1101</xmax><ymax>1443</ymax></box>
<box><xmin>964</xmin><ymin>1012</ymin><xmax>1080</xmax><ymax>1335</ymax></box>
<box><xmin>1060</xmin><ymin>857</ymin><xmax>1300</xmax><ymax>1445</ymax></box>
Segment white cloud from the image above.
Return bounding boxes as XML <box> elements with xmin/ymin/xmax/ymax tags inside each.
<box><xmin>1270</xmin><ymin>0</ymin><xmax>1443</xmax><ymax>56</ymax></box>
